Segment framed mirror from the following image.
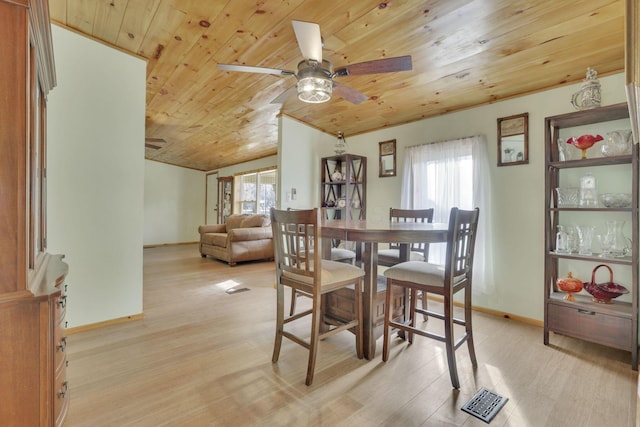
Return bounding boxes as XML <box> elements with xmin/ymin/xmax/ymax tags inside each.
<box><xmin>497</xmin><ymin>112</ymin><xmax>529</xmax><ymax>166</ymax></box>
<box><xmin>379</xmin><ymin>139</ymin><xmax>396</xmax><ymax>177</ymax></box>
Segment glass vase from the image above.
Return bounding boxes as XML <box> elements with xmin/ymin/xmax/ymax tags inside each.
<box><xmin>576</xmin><ymin>225</ymin><xmax>595</xmax><ymax>256</ymax></box>
<box><xmin>607</xmin><ymin>220</ymin><xmax>630</xmax><ymax>257</ymax></box>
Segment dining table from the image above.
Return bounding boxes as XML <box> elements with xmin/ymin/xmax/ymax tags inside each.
<box><xmin>320</xmin><ymin>219</ymin><xmax>449</xmax><ymax>359</ymax></box>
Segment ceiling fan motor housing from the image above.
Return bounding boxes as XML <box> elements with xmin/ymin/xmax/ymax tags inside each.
<box><xmin>296</xmin><ymin>59</ymin><xmax>333</xmax><ymax>103</ymax></box>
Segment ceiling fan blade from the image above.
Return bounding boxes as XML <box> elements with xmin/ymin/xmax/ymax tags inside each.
<box><xmin>145</xmin><ymin>137</ymin><xmax>166</xmax><ymax>149</ymax></box>
<box><xmin>292</xmin><ymin>20</ymin><xmax>322</xmax><ymax>63</ymax></box>
<box><xmin>145</xmin><ymin>137</ymin><xmax>166</xmax><ymax>143</ymax></box>
<box><xmin>270</xmin><ymin>85</ymin><xmax>298</xmax><ymax>104</ymax></box>
<box><xmin>218</xmin><ymin>63</ymin><xmax>295</xmax><ymax>76</ymax></box>
<box><xmin>332</xmin><ymin>82</ymin><xmax>368</xmax><ymax>105</ymax></box>
<box><xmin>334</xmin><ymin>55</ymin><xmax>412</xmax><ymax>77</ymax></box>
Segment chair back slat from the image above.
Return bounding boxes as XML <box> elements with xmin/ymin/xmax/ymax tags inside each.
<box><xmin>445</xmin><ymin>208</ymin><xmax>480</xmax><ymax>283</ymax></box>
<box><xmin>271</xmin><ymin>208</ymin><xmax>321</xmax><ymax>282</ymax></box>
<box><xmin>389</xmin><ymin>208</ymin><xmax>434</xmax><ymax>254</ymax></box>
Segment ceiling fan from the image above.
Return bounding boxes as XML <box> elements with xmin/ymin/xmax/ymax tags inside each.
<box><xmin>217</xmin><ymin>20</ymin><xmax>412</xmax><ymax>105</ymax></box>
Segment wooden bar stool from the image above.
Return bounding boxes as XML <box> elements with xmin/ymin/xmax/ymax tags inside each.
<box><xmin>271</xmin><ymin>208</ymin><xmax>364</xmax><ymax>386</ymax></box>
<box><xmin>382</xmin><ymin>207</ymin><xmax>480</xmax><ymax>389</ymax></box>
<box><xmin>378</xmin><ymin>208</ymin><xmax>434</xmax><ymax>319</ymax></box>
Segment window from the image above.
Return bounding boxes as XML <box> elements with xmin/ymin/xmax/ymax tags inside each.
<box><xmin>401</xmin><ymin>135</ymin><xmax>494</xmax><ymax>294</ymax></box>
<box><xmin>235</xmin><ymin>168</ymin><xmax>277</xmax><ymax>215</ymax></box>
<box><xmin>402</xmin><ymin>137</ymin><xmax>477</xmax><ymax>224</ymax></box>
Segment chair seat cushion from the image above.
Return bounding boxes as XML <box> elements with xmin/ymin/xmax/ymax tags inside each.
<box><xmin>283</xmin><ymin>260</ymin><xmax>364</xmax><ymax>289</ymax></box>
<box><xmin>330</xmin><ymin>248</ymin><xmax>356</xmax><ymax>261</ymax></box>
<box><xmin>299</xmin><ymin>248</ymin><xmax>355</xmax><ymax>261</ymax></box>
<box><xmin>383</xmin><ymin>261</ymin><xmax>445</xmax><ymax>286</ymax></box>
<box><xmin>377</xmin><ymin>249</ymin><xmax>425</xmax><ymax>263</ymax></box>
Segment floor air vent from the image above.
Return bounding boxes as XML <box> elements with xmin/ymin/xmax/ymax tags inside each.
<box><xmin>461</xmin><ymin>388</ymin><xmax>508</xmax><ymax>423</ymax></box>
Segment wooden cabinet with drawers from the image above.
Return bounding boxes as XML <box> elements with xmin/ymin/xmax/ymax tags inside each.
<box><xmin>0</xmin><ymin>254</ymin><xmax>69</xmax><ymax>425</ymax></box>
<box><xmin>0</xmin><ymin>0</ymin><xmax>65</xmax><ymax>425</ymax></box>
<box><xmin>53</xmin><ymin>274</ymin><xmax>70</xmax><ymax>426</ymax></box>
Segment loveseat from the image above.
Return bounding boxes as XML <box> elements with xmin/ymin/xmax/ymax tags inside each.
<box><xmin>198</xmin><ymin>214</ymin><xmax>274</xmax><ymax>266</ymax></box>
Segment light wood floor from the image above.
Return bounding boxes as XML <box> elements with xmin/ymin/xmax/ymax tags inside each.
<box><xmin>65</xmin><ymin>244</ymin><xmax>638</xmax><ymax>426</ymax></box>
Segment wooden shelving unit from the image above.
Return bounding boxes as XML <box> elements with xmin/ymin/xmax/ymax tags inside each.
<box><xmin>321</xmin><ymin>154</ymin><xmax>366</xmax><ymax>220</ymax></box>
<box><xmin>543</xmin><ymin>103</ymin><xmax>639</xmax><ymax>369</ymax></box>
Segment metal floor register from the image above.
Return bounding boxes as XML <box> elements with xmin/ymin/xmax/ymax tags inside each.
<box><xmin>461</xmin><ymin>388</ymin><xmax>508</xmax><ymax>423</ymax></box>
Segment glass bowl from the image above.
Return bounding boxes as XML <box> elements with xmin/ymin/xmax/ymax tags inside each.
<box><xmin>599</xmin><ymin>193</ymin><xmax>632</xmax><ymax>208</ymax></box>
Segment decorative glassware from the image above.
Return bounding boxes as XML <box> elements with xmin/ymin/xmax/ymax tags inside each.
<box><xmin>567</xmin><ymin>134</ymin><xmax>603</xmax><ymax>159</ymax></box>
<box><xmin>583</xmin><ymin>264</ymin><xmax>629</xmax><ymax>304</ymax></box>
<box><xmin>570</xmin><ymin>68</ymin><xmax>601</xmax><ymax>110</ymax></box>
<box><xmin>579</xmin><ymin>173</ymin><xmax>597</xmax><ymax>207</ymax></box>
<box><xmin>576</xmin><ymin>225</ymin><xmax>595</xmax><ymax>255</ymax></box>
<box><xmin>555</xmin><ymin>225</ymin><xmax>569</xmax><ymax>254</ymax></box>
<box><xmin>597</xmin><ymin>233</ymin><xmax>612</xmax><ymax>257</ymax></box>
<box><xmin>607</xmin><ymin>220</ymin><xmax>630</xmax><ymax>258</ymax></box>
<box><xmin>555</xmin><ymin>187</ymin><xmax>579</xmax><ymax>207</ymax></box>
<box><xmin>557</xmin><ymin>138</ymin><xmax>571</xmax><ymax>161</ymax></box>
<box><xmin>557</xmin><ymin>272</ymin><xmax>583</xmax><ymax>301</ymax></box>
<box><xmin>599</xmin><ymin>193</ymin><xmax>632</xmax><ymax>208</ymax></box>
<box><xmin>601</xmin><ymin>130</ymin><xmax>633</xmax><ymax>157</ymax></box>
<box><xmin>334</xmin><ymin>131</ymin><xmax>347</xmax><ymax>155</ymax></box>
<box><xmin>566</xmin><ymin>225</ymin><xmax>579</xmax><ymax>254</ymax></box>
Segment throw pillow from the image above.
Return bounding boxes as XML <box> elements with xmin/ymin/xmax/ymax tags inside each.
<box><xmin>240</xmin><ymin>214</ymin><xmax>266</xmax><ymax>228</ymax></box>
<box><xmin>225</xmin><ymin>215</ymin><xmax>245</xmax><ymax>231</ymax></box>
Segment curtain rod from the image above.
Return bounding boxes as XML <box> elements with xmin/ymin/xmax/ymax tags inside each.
<box><xmin>406</xmin><ymin>134</ymin><xmax>484</xmax><ymax>149</ymax></box>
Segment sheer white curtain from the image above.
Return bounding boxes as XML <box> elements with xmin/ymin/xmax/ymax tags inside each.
<box><xmin>400</xmin><ymin>135</ymin><xmax>495</xmax><ymax>294</ymax></box>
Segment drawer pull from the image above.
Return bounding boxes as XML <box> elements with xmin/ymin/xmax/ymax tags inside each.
<box><xmin>57</xmin><ymin>381</ymin><xmax>68</xmax><ymax>399</ymax></box>
<box><xmin>578</xmin><ymin>309</ymin><xmax>596</xmax><ymax>315</ymax></box>
<box><xmin>56</xmin><ymin>336</ymin><xmax>67</xmax><ymax>352</ymax></box>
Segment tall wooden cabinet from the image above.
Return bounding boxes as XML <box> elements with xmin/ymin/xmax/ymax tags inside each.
<box><xmin>321</xmin><ymin>154</ymin><xmax>366</xmax><ymax>220</ymax></box>
<box><xmin>0</xmin><ymin>0</ymin><xmax>69</xmax><ymax>425</ymax></box>
<box><xmin>217</xmin><ymin>176</ymin><xmax>233</xmax><ymax>223</ymax></box>
<box><xmin>543</xmin><ymin>103</ymin><xmax>638</xmax><ymax>368</ymax></box>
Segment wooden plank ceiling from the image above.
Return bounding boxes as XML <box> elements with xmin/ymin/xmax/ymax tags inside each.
<box><xmin>48</xmin><ymin>0</ymin><xmax>625</xmax><ymax>171</ymax></box>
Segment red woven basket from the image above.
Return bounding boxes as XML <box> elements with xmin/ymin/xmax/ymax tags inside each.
<box><xmin>583</xmin><ymin>264</ymin><xmax>629</xmax><ymax>304</ymax></box>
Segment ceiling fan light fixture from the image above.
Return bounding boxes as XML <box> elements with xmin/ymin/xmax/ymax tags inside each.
<box><xmin>296</xmin><ymin>59</ymin><xmax>333</xmax><ymax>103</ymax></box>
<box><xmin>297</xmin><ymin>76</ymin><xmax>332</xmax><ymax>103</ymax></box>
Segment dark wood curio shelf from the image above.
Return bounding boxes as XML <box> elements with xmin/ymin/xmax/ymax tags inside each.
<box><xmin>543</xmin><ymin>102</ymin><xmax>639</xmax><ymax>369</ymax></box>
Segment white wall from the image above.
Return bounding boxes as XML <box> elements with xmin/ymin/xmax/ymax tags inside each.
<box><xmin>278</xmin><ymin>116</ymin><xmax>334</xmax><ymax>209</ymax></box>
<box><xmin>47</xmin><ymin>26</ymin><xmax>146</xmax><ymax>328</ymax></box>
<box><xmin>143</xmin><ymin>154</ymin><xmax>277</xmax><ymax>246</ymax></box>
<box><xmin>144</xmin><ymin>160</ymin><xmax>205</xmax><ymax>246</ymax></box>
<box><xmin>278</xmin><ymin>73</ymin><xmax>627</xmax><ymax>321</ymax></box>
